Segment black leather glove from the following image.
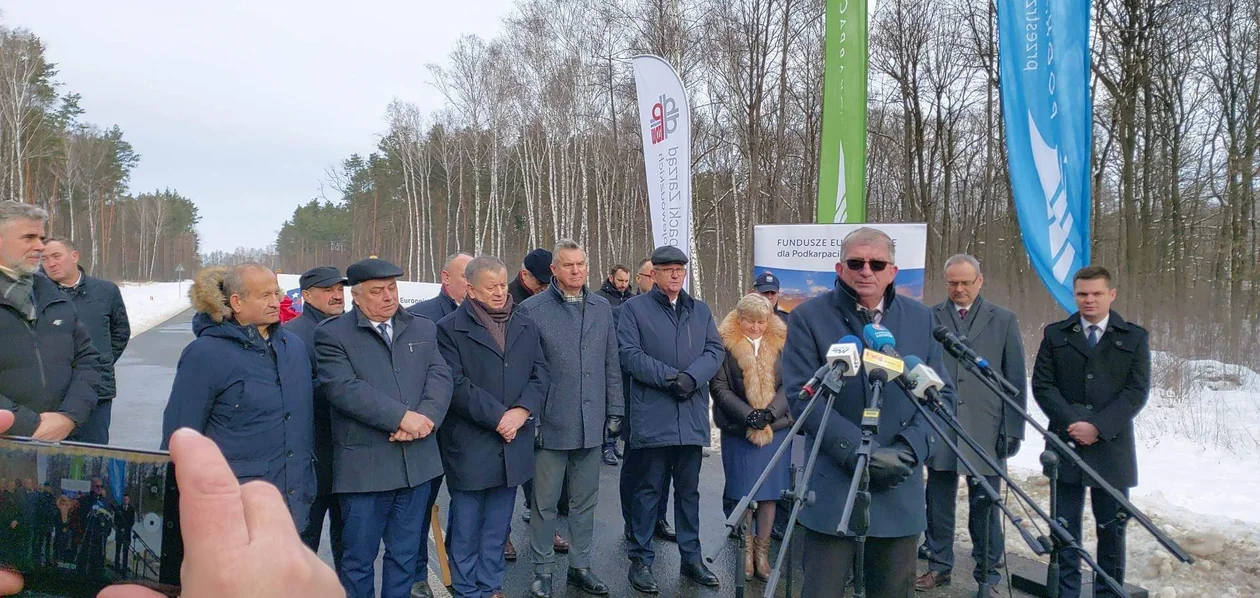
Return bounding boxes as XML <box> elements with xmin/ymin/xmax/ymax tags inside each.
<box><xmin>997</xmin><ymin>436</ymin><xmax>1022</xmax><ymax>459</ymax></box>
<box><xmin>668</xmin><ymin>372</ymin><xmax>697</xmax><ymax>400</ymax></box>
<box><xmin>605</xmin><ymin>415</ymin><xmax>624</xmax><ymax>438</ymax></box>
<box><xmin>868</xmin><ymin>442</ymin><xmax>916</xmax><ymax>491</ymax></box>
<box><xmin>745</xmin><ymin>409</ymin><xmax>773</xmax><ymax>430</ymax></box>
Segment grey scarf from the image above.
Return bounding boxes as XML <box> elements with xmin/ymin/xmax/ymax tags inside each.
<box><xmin>0</xmin><ymin>268</ymin><xmax>36</xmax><ymax>321</ymax></box>
<box><xmin>467</xmin><ymin>295</ymin><xmax>515</xmax><ymax>351</ymax></box>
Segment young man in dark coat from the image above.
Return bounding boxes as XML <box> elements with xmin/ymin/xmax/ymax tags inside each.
<box><xmin>0</xmin><ymin>201</ymin><xmax>102</xmax><ymax>441</ymax></box>
<box><xmin>780</xmin><ymin>227</ymin><xmax>955</xmax><ymax>598</ymax></box>
<box><xmin>520</xmin><ymin>241</ymin><xmax>623</xmax><ymax>598</ymax></box>
<box><xmin>617</xmin><ymin>246</ymin><xmax>725</xmax><ymax>593</ymax></box>
<box><xmin>1032</xmin><ymin>266</ymin><xmax>1150</xmax><ymax>598</ymax></box>
<box><xmin>284</xmin><ymin>266</ymin><xmax>347</xmax><ymax>570</ymax></box>
<box><xmin>594</xmin><ymin>264</ymin><xmax>632</xmax><ymax>308</ymax></box>
<box><xmin>435</xmin><ymin>256</ymin><xmax>548</xmax><ymax>598</ymax></box>
<box><xmin>315</xmin><ymin>258</ymin><xmax>453</xmax><ymax>598</ymax></box>
<box><xmin>920</xmin><ymin>254</ymin><xmax>1026</xmax><ymax>595</ymax></box>
<box><xmin>162</xmin><ymin>264</ymin><xmax>316</xmax><ymax>531</ymax></box>
<box><xmin>42</xmin><ymin>237</ymin><xmax>130</xmax><ymax>444</ymax></box>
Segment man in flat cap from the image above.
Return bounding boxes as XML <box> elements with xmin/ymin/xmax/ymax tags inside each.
<box><xmin>753</xmin><ymin>271</ymin><xmax>790</xmax><ymax>322</ymax></box>
<box><xmin>616</xmin><ymin>246</ymin><xmax>725</xmax><ymax>593</ymax></box>
<box><xmin>315</xmin><ymin>258</ymin><xmax>453</xmax><ymax>598</ymax></box>
<box><xmin>285</xmin><ymin>266</ymin><xmax>348</xmax><ymax>567</ymax></box>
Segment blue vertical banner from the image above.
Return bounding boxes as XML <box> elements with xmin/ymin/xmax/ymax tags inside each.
<box><xmin>998</xmin><ymin>0</ymin><xmax>1092</xmax><ymax>312</ymax></box>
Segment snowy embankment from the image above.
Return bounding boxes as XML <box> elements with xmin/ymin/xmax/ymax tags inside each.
<box><xmin>995</xmin><ymin>354</ymin><xmax>1260</xmax><ymax>595</ymax></box>
<box><xmin>118</xmin><ymin>281</ymin><xmax>191</xmax><ymax>337</ymax></box>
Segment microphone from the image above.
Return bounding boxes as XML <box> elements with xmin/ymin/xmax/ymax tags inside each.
<box><xmin>799</xmin><ymin>335</ymin><xmax>864</xmax><ymax>399</ymax></box>
<box><xmin>902</xmin><ymin>355</ymin><xmax>946</xmax><ymax>403</ymax></box>
<box><xmin>933</xmin><ymin>325</ymin><xmax>991</xmax><ymax>370</ymax></box>
<box><xmin>860</xmin><ymin>325</ymin><xmax>905</xmax><ymax>383</ymax></box>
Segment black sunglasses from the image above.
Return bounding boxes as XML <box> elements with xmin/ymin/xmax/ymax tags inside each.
<box><xmin>844</xmin><ymin>259</ymin><xmax>890</xmax><ymax>273</ymax></box>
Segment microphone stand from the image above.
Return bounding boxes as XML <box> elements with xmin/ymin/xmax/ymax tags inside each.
<box><xmin>948</xmin><ymin>360</ymin><xmax>1172</xmax><ymax>597</ymax></box>
<box><xmin>703</xmin><ymin>366</ymin><xmax>846</xmax><ymax>598</ymax></box>
<box><xmin>832</xmin><ymin>370</ymin><xmax>886</xmax><ymax>598</ymax></box>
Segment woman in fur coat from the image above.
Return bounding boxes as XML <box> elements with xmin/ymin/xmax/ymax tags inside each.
<box><xmin>711</xmin><ymin>293</ymin><xmax>793</xmax><ymax>581</ymax></box>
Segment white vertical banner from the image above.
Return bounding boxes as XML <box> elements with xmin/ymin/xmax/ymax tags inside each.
<box><xmin>632</xmin><ymin>55</ymin><xmax>692</xmax><ymax>270</ymax></box>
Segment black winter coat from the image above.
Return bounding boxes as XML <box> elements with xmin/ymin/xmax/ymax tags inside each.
<box><xmin>408</xmin><ymin>289</ymin><xmax>458</xmax><ymax>323</ymax></box>
<box><xmin>0</xmin><ymin>274</ymin><xmax>102</xmax><ymax>435</ymax></box>
<box><xmin>283</xmin><ymin>305</ymin><xmax>336</xmax><ymax>496</ymax></box>
<box><xmin>435</xmin><ymin>303</ymin><xmax>548</xmax><ymax>492</ymax></box>
<box><xmin>595</xmin><ymin>279</ymin><xmax>632</xmax><ymax>308</ymax></box>
<box><xmin>50</xmin><ymin>267</ymin><xmax>129</xmax><ymax>400</ymax></box>
<box><xmin>1032</xmin><ymin>311</ymin><xmax>1150</xmax><ymax>488</ymax></box>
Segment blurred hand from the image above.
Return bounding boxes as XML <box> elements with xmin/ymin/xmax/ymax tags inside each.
<box><xmin>1067</xmin><ymin>422</ymin><xmax>1099</xmax><ymax>446</ymax></box>
<box><xmin>497</xmin><ymin>407</ymin><xmax>530</xmax><ymax>442</ymax></box>
<box><xmin>399</xmin><ymin>411</ymin><xmax>434</xmax><ymax>439</ymax></box>
<box><xmin>996</xmin><ymin>437</ymin><xmax>1022</xmax><ymax>459</ymax></box>
<box><xmin>0</xmin><ymin>410</ymin><xmax>27</xmax><ymax>595</ymax></box>
<box><xmin>389</xmin><ymin>429</ymin><xmax>417</xmax><ymax>442</ymax></box>
<box><xmin>31</xmin><ymin>412</ymin><xmax>75</xmax><ymax>442</ymax></box>
<box><xmin>97</xmin><ymin>428</ymin><xmax>344</xmax><ymax>598</ymax></box>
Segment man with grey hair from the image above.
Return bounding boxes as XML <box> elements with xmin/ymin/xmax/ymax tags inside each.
<box><xmin>781</xmin><ymin>225</ymin><xmax>955</xmax><ymax>597</ymax></box>
<box><xmin>0</xmin><ymin>201</ymin><xmax>102</xmax><ymax>440</ymax></box>
<box><xmin>918</xmin><ymin>254</ymin><xmax>1026</xmax><ymax>596</ymax></box>
<box><xmin>520</xmin><ymin>240</ymin><xmax>623</xmax><ymax>597</ymax></box>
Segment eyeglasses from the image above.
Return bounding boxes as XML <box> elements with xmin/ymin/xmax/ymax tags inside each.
<box><xmin>946</xmin><ymin>278</ymin><xmax>978</xmax><ymax>288</ymax></box>
<box><xmin>636</xmin><ymin>273</ymin><xmax>651</xmax><ymax>278</ymax></box>
<box><xmin>656</xmin><ymin>267</ymin><xmax>686</xmax><ymax>277</ymax></box>
<box><xmin>844</xmin><ymin>259</ymin><xmax>890</xmax><ymax>273</ymax></box>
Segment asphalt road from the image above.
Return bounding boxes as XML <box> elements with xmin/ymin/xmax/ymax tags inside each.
<box><xmin>105</xmin><ymin>309</ymin><xmax>1037</xmax><ymax>598</ymax></box>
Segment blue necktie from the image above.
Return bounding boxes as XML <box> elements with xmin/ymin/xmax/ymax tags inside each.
<box><xmin>377</xmin><ymin>322</ymin><xmax>392</xmax><ymax>348</ymax></box>
<box><xmin>1087</xmin><ymin>325</ymin><xmax>1100</xmax><ymax>349</ymax></box>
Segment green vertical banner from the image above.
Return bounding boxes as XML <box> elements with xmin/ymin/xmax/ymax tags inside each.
<box><xmin>816</xmin><ymin>0</ymin><xmax>868</xmax><ymax>224</ymax></box>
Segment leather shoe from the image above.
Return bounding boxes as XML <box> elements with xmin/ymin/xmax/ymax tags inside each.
<box><xmin>410</xmin><ymin>580</ymin><xmax>432</xmax><ymax>598</ymax></box>
<box><xmin>504</xmin><ymin>538</ymin><xmax>517</xmax><ymax>562</ymax></box>
<box><xmin>915</xmin><ymin>570</ymin><xmax>951</xmax><ymax>590</ymax></box>
<box><xmin>976</xmin><ymin>589</ymin><xmax>1002</xmax><ymax>598</ymax></box>
<box><xmin>628</xmin><ymin>562</ymin><xmax>659</xmax><ymax>594</ymax></box>
<box><xmin>654</xmin><ymin>519</ymin><xmax>677</xmax><ymax>542</ymax></box>
<box><xmin>680</xmin><ymin>560</ymin><xmax>720</xmax><ymax>587</ymax></box>
<box><xmin>530</xmin><ymin>573</ymin><xmax>553</xmax><ymax>598</ymax></box>
<box><xmin>918</xmin><ymin>543</ymin><xmax>932</xmax><ymax>560</ymax></box>
<box><xmin>603</xmin><ymin>448</ymin><xmax>620</xmax><ymax>466</ymax></box>
<box><xmin>568</xmin><ymin>568</ymin><xmax>611</xmax><ymax>595</ymax></box>
<box><xmin>553</xmin><ymin>533</ymin><xmax>570</xmax><ymax>553</ymax></box>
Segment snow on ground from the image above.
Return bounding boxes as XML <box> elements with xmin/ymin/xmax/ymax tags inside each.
<box><xmin>118</xmin><ymin>281</ymin><xmax>191</xmax><ymax>337</ymax></box>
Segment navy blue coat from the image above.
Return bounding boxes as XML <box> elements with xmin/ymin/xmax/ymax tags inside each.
<box><xmin>407</xmin><ymin>289</ymin><xmax>458</xmax><ymax>323</ymax></box>
<box><xmin>616</xmin><ymin>287</ymin><xmax>725</xmax><ymax>450</ymax></box>
<box><xmin>0</xmin><ymin>274</ymin><xmax>102</xmax><ymax>435</ymax></box>
<box><xmin>435</xmin><ymin>303</ymin><xmax>548</xmax><ymax>492</ymax></box>
<box><xmin>50</xmin><ymin>267</ymin><xmax>130</xmax><ymax>400</ymax></box>
<box><xmin>162</xmin><ymin>313</ymin><xmax>316</xmax><ymax>529</ymax></box>
<box><xmin>1032</xmin><ymin>311</ymin><xmax>1150</xmax><ymax>488</ymax></box>
<box><xmin>781</xmin><ymin>281</ymin><xmax>955</xmax><ymax>538</ymax></box>
<box><xmin>282</xmin><ymin>305</ymin><xmax>336</xmax><ymax>496</ymax></box>
<box><xmin>315</xmin><ymin>307</ymin><xmax>453</xmax><ymax>494</ymax></box>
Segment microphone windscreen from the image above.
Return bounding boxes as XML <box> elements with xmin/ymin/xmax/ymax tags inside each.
<box><xmin>838</xmin><ymin>334</ymin><xmax>863</xmax><ymax>351</ymax></box>
<box><xmin>932</xmin><ymin>325</ymin><xmax>952</xmax><ymax>343</ymax></box>
<box><xmin>863</xmin><ymin>324</ymin><xmax>897</xmax><ymax>352</ymax></box>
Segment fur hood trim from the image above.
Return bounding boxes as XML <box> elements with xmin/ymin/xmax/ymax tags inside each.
<box><xmin>190</xmin><ymin>266</ymin><xmax>233</xmax><ymax>323</ymax></box>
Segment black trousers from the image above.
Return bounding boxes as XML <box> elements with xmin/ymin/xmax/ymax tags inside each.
<box><xmin>1056</xmin><ymin>482</ymin><xmax>1129</xmax><ymax>598</ymax></box>
<box><xmin>619</xmin><ymin>448</ymin><xmax>670</xmax><ymax>527</ymax></box>
<box><xmin>800</xmin><ymin>529</ymin><xmax>917</xmax><ymax>598</ymax></box>
<box><xmin>925</xmin><ymin>468</ymin><xmax>1003</xmax><ymax>584</ymax></box>
<box><xmin>300</xmin><ymin>492</ymin><xmax>344</xmax><ymax>571</ymax></box>
<box><xmin>622</xmin><ymin>445</ymin><xmax>701</xmax><ymax>567</ymax></box>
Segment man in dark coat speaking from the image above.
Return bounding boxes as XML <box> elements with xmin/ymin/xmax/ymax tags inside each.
<box><xmin>315</xmin><ymin>258</ymin><xmax>453</xmax><ymax>598</ymax></box>
<box><xmin>162</xmin><ymin>263</ymin><xmax>316</xmax><ymax>530</ymax></box>
<box><xmin>1032</xmin><ymin>265</ymin><xmax>1149</xmax><ymax>598</ymax></box>
<box><xmin>284</xmin><ymin>266</ymin><xmax>347</xmax><ymax>568</ymax></box>
<box><xmin>617</xmin><ymin>245</ymin><xmax>725</xmax><ymax>593</ymax></box>
<box><xmin>780</xmin><ymin>227</ymin><xmax>954</xmax><ymax>598</ymax></box>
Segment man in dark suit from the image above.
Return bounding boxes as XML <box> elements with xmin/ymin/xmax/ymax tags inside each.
<box><xmin>1032</xmin><ymin>265</ymin><xmax>1150</xmax><ymax>598</ymax></box>
<box><xmin>435</xmin><ymin>255</ymin><xmax>548</xmax><ymax>598</ymax></box>
<box><xmin>284</xmin><ymin>266</ymin><xmax>347</xmax><ymax>570</ymax></box>
<box><xmin>919</xmin><ymin>254</ymin><xmax>1026</xmax><ymax>595</ymax></box>
<box><xmin>316</xmin><ymin>258</ymin><xmax>453</xmax><ymax>598</ymax></box>
<box><xmin>617</xmin><ymin>246</ymin><xmax>725</xmax><ymax>593</ymax></box>
<box><xmin>780</xmin><ymin>227</ymin><xmax>954</xmax><ymax>598</ymax></box>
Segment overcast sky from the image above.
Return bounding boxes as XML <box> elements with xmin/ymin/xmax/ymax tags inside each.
<box><xmin>2</xmin><ymin>1</ymin><xmax>515</xmax><ymax>253</ymax></box>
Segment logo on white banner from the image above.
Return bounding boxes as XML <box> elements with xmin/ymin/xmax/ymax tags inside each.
<box><xmin>650</xmin><ymin>94</ymin><xmax>680</xmax><ymax>145</ymax></box>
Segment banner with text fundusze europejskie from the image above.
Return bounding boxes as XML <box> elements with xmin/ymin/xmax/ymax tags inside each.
<box><xmin>632</xmin><ymin>55</ymin><xmax>692</xmax><ymax>264</ymax></box>
<box><xmin>998</xmin><ymin>0</ymin><xmax>1091</xmax><ymax>312</ymax></box>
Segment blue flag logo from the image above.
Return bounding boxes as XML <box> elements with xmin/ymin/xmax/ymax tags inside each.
<box><xmin>998</xmin><ymin>0</ymin><xmax>1091</xmax><ymax>312</ymax></box>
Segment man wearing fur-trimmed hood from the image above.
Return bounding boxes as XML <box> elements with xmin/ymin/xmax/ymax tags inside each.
<box><xmin>161</xmin><ymin>263</ymin><xmax>316</xmax><ymax>531</ymax></box>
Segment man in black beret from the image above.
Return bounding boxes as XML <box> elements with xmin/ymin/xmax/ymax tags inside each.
<box><xmin>285</xmin><ymin>266</ymin><xmax>348</xmax><ymax>568</ymax></box>
<box><xmin>315</xmin><ymin>257</ymin><xmax>454</xmax><ymax>598</ymax></box>
<box><xmin>616</xmin><ymin>245</ymin><xmax>725</xmax><ymax>592</ymax></box>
